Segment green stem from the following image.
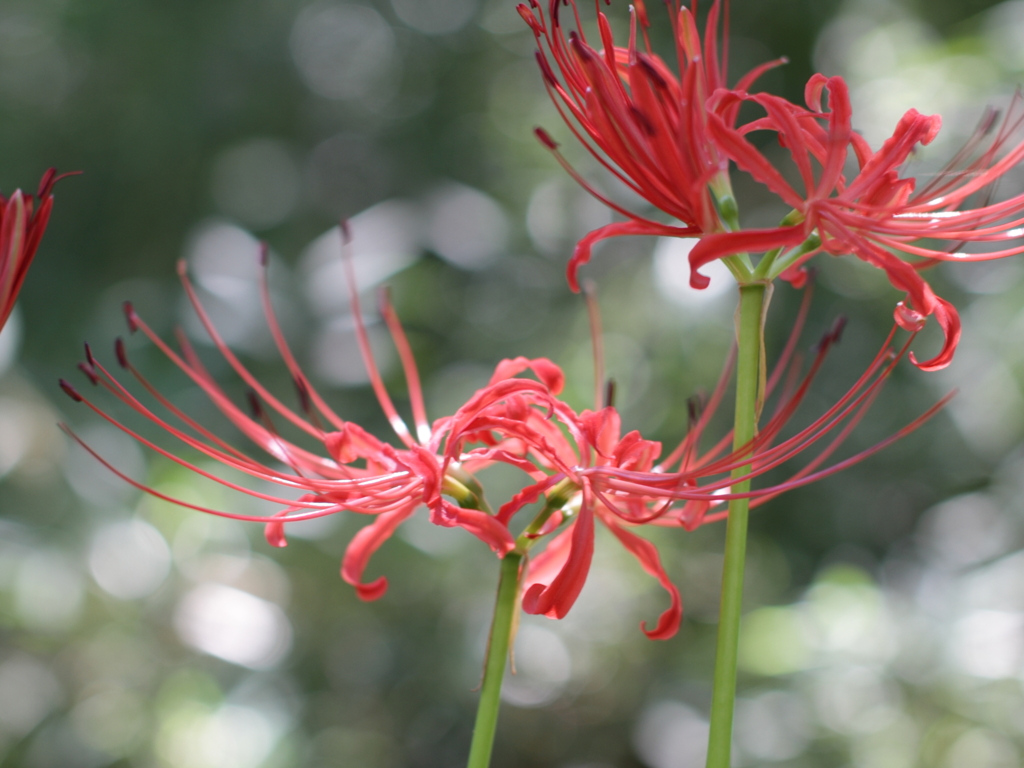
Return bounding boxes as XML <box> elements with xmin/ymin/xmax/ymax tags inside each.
<box><xmin>706</xmin><ymin>283</ymin><xmax>767</xmax><ymax>768</ymax></box>
<box><xmin>466</xmin><ymin>551</ymin><xmax>523</xmax><ymax>768</ymax></box>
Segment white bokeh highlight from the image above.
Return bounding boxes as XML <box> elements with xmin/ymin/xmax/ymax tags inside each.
<box><xmin>174</xmin><ymin>583</ymin><xmax>292</xmax><ymax>669</ymax></box>
<box><xmin>89</xmin><ymin>519</ymin><xmax>172</xmax><ymax>600</ymax></box>
<box><xmin>426</xmin><ymin>183</ymin><xmax>508</xmax><ymax>270</ymax></box>
<box><xmin>300</xmin><ymin>199</ymin><xmax>422</xmax><ymax>318</ymax></box>
<box><xmin>390</xmin><ymin>0</ymin><xmax>478</xmax><ymax>35</ymax></box>
<box><xmin>290</xmin><ymin>3</ymin><xmax>396</xmax><ymax>101</ymax></box>
<box><xmin>652</xmin><ymin>237</ymin><xmax>734</xmax><ymax>310</ymax></box>
<box><xmin>211</xmin><ymin>139</ymin><xmax>300</xmax><ymax>229</ymax></box>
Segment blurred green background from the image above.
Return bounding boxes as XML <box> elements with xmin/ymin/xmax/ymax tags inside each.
<box><xmin>2</xmin><ymin>0</ymin><xmax>1024</xmax><ymax>766</ymax></box>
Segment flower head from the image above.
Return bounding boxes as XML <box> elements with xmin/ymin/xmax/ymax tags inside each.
<box><xmin>442</xmin><ymin>282</ymin><xmax>950</xmax><ymax>638</ymax></box>
<box><xmin>688</xmin><ymin>77</ymin><xmax>1024</xmax><ymax>370</ymax></box>
<box><xmin>520</xmin><ymin>0</ymin><xmax>785</xmax><ymax>289</ymax></box>
<box><xmin>0</xmin><ymin>169</ymin><xmax>73</xmax><ymax>330</ymax></box>
<box><xmin>61</xmin><ymin>237</ymin><xmax>945</xmax><ymax>638</ymax></box>
<box><xmin>61</xmin><ymin>243</ymin><xmax>516</xmax><ymax>601</ymax></box>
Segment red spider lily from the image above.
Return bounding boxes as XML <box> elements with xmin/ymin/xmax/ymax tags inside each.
<box><xmin>433</xmin><ymin>284</ymin><xmax>951</xmax><ymax>639</ymax></box>
<box><xmin>60</xmin><ymin>244</ymin><xmax>519</xmax><ymax>601</ymax></box>
<box><xmin>0</xmin><ymin>169</ymin><xmax>75</xmax><ymax>330</ymax></box>
<box><xmin>688</xmin><ymin>76</ymin><xmax>1024</xmax><ymax>371</ymax></box>
<box><xmin>59</xmin><ymin>237</ymin><xmax>945</xmax><ymax>636</ymax></box>
<box><xmin>519</xmin><ymin>0</ymin><xmax>785</xmax><ymax>289</ymax></box>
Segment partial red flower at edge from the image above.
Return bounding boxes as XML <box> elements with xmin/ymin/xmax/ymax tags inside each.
<box><xmin>689</xmin><ymin>75</ymin><xmax>1024</xmax><ymax>371</ymax></box>
<box><xmin>0</xmin><ymin>169</ymin><xmax>75</xmax><ymax>330</ymax></box>
<box><xmin>519</xmin><ymin>0</ymin><xmax>786</xmax><ymax>289</ymax></box>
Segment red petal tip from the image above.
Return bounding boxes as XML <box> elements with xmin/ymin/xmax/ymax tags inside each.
<box><xmin>264</xmin><ymin>519</ymin><xmax>288</xmax><ymax>548</ymax></box>
<box><xmin>355</xmin><ymin>577</ymin><xmax>389</xmax><ymax>602</ymax></box>
<box><xmin>689</xmin><ymin>270</ymin><xmax>711</xmax><ymax>290</ymax></box>
<box><xmin>37</xmin><ymin>169</ymin><xmax>81</xmax><ymax>198</ymax></box>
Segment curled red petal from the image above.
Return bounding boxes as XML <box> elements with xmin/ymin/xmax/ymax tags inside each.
<box><xmin>341</xmin><ymin>504</ymin><xmax>419</xmax><ymax>601</ymax></box>
<box><xmin>909</xmin><ymin>296</ymin><xmax>961</xmax><ymax>371</ymax></box>
<box><xmin>602</xmin><ymin>515</ymin><xmax>681</xmax><ymax>639</ymax></box>
<box><xmin>688</xmin><ymin>227</ymin><xmax>805</xmax><ymax>288</ymax></box>
<box><xmin>567</xmin><ymin>220</ymin><xmax>696</xmax><ymax>292</ymax></box>
<box><xmin>430</xmin><ymin>500</ymin><xmax>515</xmax><ymax>555</ymax></box>
<box><xmin>264</xmin><ymin>510</ymin><xmax>289</xmax><ymax>548</ymax></box>
<box><xmin>804</xmin><ymin>73</ymin><xmax>828</xmax><ymax>113</ymax></box>
<box><xmin>489</xmin><ymin>357</ymin><xmax>566</xmax><ymax>395</ymax></box>
<box><xmin>521</xmin><ymin>501</ymin><xmax>594</xmax><ymax>619</ymax></box>
<box><xmin>894</xmin><ymin>301</ymin><xmax>926</xmax><ymax>332</ymax></box>
<box><xmin>497</xmin><ymin>474</ymin><xmax>564</xmax><ymax>525</ymax></box>
<box><xmin>522</xmin><ymin>525</ymin><xmax>574</xmax><ymax>601</ymax></box>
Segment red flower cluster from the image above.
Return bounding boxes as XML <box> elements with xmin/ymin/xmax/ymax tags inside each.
<box><xmin>61</xmin><ymin>244</ymin><xmax>944</xmax><ymax>638</ymax></box>
<box><xmin>523</xmin><ymin>0</ymin><xmax>1024</xmax><ymax>370</ymax></box>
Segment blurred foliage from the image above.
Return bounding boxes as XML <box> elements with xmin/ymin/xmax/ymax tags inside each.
<box><xmin>1</xmin><ymin>0</ymin><xmax>1024</xmax><ymax>767</ymax></box>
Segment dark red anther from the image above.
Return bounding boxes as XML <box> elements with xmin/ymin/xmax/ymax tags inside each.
<box><xmin>630</xmin><ymin>105</ymin><xmax>656</xmax><ymax>137</ymax></box>
<box><xmin>259</xmin><ymin>241</ymin><xmax>269</xmax><ymax>266</ymax></box>
<box><xmin>568</xmin><ymin>31</ymin><xmax>592</xmax><ymax>60</ymax></box>
<box><xmin>687</xmin><ymin>393</ymin><xmax>705</xmax><ymax>426</ymax></box>
<box><xmin>115</xmin><ymin>337</ymin><xmax>129</xmax><ymax>369</ymax></box>
<box><xmin>604</xmin><ymin>378</ymin><xmax>616</xmax><ymax>409</ymax></box>
<box><xmin>83</xmin><ymin>342</ymin><xmax>95</xmax><ymax>366</ymax></box>
<box><xmin>829</xmin><ymin>315</ymin><xmax>848</xmax><ymax>346</ymax></box>
<box><xmin>814</xmin><ymin>314</ymin><xmax>848</xmax><ymax>353</ymax></box>
<box><xmin>123</xmin><ymin>301</ymin><xmax>139</xmax><ymax>333</ymax></box>
<box><xmin>535</xmin><ymin>51</ymin><xmax>558</xmax><ymax>86</ymax></box>
<box><xmin>534</xmin><ymin>127</ymin><xmax>559</xmax><ymax>150</ymax></box>
<box><xmin>247</xmin><ymin>390</ymin><xmax>264</xmax><ymax>420</ymax></box>
<box><xmin>77</xmin><ymin>362</ymin><xmax>99</xmax><ymax>386</ymax></box>
<box><xmin>294</xmin><ymin>376</ymin><xmax>312</xmax><ymax>414</ymax></box>
<box><xmin>978</xmin><ymin>106</ymin><xmax>1000</xmax><ymax>137</ymax></box>
<box><xmin>637</xmin><ymin>53</ymin><xmax>668</xmax><ymax>90</ymax></box>
<box><xmin>59</xmin><ymin>379</ymin><xmax>83</xmax><ymax>402</ymax></box>
<box><xmin>340</xmin><ymin>219</ymin><xmax>352</xmax><ymax>245</ymax></box>
<box><xmin>518</xmin><ymin>4</ymin><xmax>541</xmax><ymax>32</ymax></box>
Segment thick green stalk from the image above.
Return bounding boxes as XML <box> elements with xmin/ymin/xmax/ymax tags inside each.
<box><xmin>466</xmin><ymin>551</ymin><xmax>523</xmax><ymax>768</ymax></box>
<box><xmin>705</xmin><ymin>283</ymin><xmax>767</xmax><ymax>768</ymax></box>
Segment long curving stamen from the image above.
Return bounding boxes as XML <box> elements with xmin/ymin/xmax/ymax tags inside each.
<box><xmin>255</xmin><ymin>242</ymin><xmax>348</xmax><ymax>434</ymax></box>
<box><xmin>174</xmin><ymin>264</ymin><xmax>325</xmax><ymax>438</ymax></box>
<box><xmin>339</xmin><ymin>227</ymin><xmax>415</xmax><ymax>447</ymax></box>
<box><xmin>583</xmin><ymin>279</ymin><xmax>605</xmax><ymax>411</ymax></box>
<box><xmin>378</xmin><ymin>286</ymin><xmax>431</xmax><ymax>445</ymax></box>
